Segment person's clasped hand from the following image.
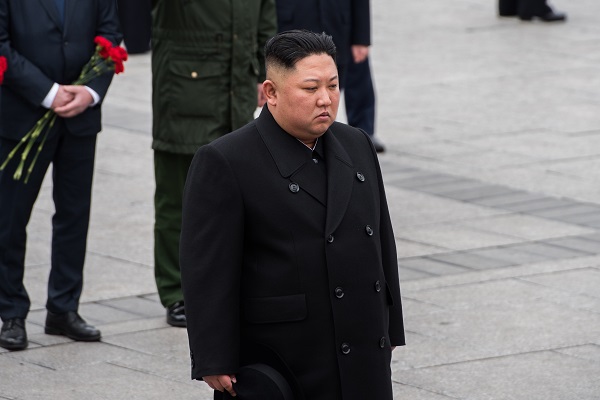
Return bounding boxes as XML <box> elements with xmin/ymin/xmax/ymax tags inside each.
<box><xmin>53</xmin><ymin>85</ymin><xmax>94</xmax><ymax>118</ymax></box>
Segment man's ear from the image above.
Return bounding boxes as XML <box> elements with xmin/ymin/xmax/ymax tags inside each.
<box><xmin>263</xmin><ymin>80</ymin><xmax>277</xmax><ymax>106</ymax></box>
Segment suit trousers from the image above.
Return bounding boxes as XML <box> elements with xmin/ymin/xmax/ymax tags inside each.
<box><xmin>0</xmin><ymin>124</ymin><xmax>97</xmax><ymax>320</ymax></box>
<box><xmin>344</xmin><ymin>57</ymin><xmax>376</xmax><ymax>136</ymax></box>
<box><xmin>499</xmin><ymin>0</ymin><xmax>552</xmax><ymax>17</ymax></box>
<box><xmin>153</xmin><ymin>150</ymin><xmax>194</xmax><ymax>308</ymax></box>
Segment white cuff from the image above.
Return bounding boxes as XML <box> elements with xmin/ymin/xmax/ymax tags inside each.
<box><xmin>41</xmin><ymin>83</ymin><xmax>59</xmax><ymax>109</ymax></box>
<box><xmin>84</xmin><ymin>86</ymin><xmax>100</xmax><ymax>107</ymax></box>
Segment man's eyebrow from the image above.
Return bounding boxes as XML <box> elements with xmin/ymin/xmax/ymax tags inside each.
<box><xmin>302</xmin><ymin>76</ymin><xmax>339</xmax><ymax>83</ymax></box>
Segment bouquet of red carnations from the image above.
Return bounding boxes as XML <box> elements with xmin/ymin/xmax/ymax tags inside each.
<box><xmin>0</xmin><ymin>37</ymin><xmax>127</xmax><ymax>183</ymax></box>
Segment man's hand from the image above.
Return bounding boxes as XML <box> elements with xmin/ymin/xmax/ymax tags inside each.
<box><xmin>53</xmin><ymin>85</ymin><xmax>94</xmax><ymax>118</ymax></box>
<box><xmin>51</xmin><ymin>85</ymin><xmax>75</xmax><ymax>110</ymax></box>
<box><xmin>257</xmin><ymin>83</ymin><xmax>267</xmax><ymax>107</ymax></box>
<box><xmin>351</xmin><ymin>45</ymin><xmax>369</xmax><ymax>64</ymax></box>
<box><xmin>203</xmin><ymin>374</ymin><xmax>237</xmax><ymax>397</ymax></box>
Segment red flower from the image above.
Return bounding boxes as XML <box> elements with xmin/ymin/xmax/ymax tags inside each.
<box><xmin>0</xmin><ymin>56</ymin><xmax>7</xmax><ymax>85</ymax></box>
<box><xmin>94</xmin><ymin>36</ymin><xmax>113</xmax><ymax>59</ymax></box>
<box><xmin>108</xmin><ymin>46</ymin><xmax>128</xmax><ymax>74</ymax></box>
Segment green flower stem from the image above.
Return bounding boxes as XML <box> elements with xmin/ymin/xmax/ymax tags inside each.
<box><xmin>24</xmin><ymin>113</ymin><xmax>56</xmax><ymax>184</ymax></box>
<box><xmin>12</xmin><ymin>110</ymin><xmax>54</xmax><ymax>181</ymax></box>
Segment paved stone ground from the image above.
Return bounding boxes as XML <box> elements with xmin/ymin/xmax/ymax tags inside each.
<box><xmin>2</xmin><ymin>1</ymin><xmax>600</xmax><ymax>399</ymax></box>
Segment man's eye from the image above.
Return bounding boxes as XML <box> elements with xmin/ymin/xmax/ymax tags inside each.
<box><xmin>329</xmin><ymin>84</ymin><xmax>338</xmax><ymax>89</ymax></box>
<box><xmin>305</xmin><ymin>87</ymin><xmax>318</xmax><ymax>91</ymax></box>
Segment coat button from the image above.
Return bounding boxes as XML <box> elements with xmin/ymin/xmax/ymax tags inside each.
<box><xmin>356</xmin><ymin>172</ymin><xmax>365</xmax><ymax>182</ymax></box>
<box><xmin>334</xmin><ymin>287</ymin><xmax>344</xmax><ymax>299</ymax></box>
<box><xmin>327</xmin><ymin>234</ymin><xmax>334</xmax><ymax>243</ymax></box>
<box><xmin>375</xmin><ymin>280</ymin><xmax>381</xmax><ymax>292</ymax></box>
<box><xmin>289</xmin><ymin>182</ymin><xmax>300</xmax><ymax>193</ymax></box>
<box><xmin>341</xmin><ymin>343</ymin><xmax>351</xmax><ymax>355</ymax></box>
<box><xmin>365</xmin><ymin>225</ymin><xmax>373</xmax><ymax>236</ymax></box>
<box><xmin>191</xmin><ymin>71</ymin><xmax>198</xmax><ymax>78</ymax></box>
<box><xmin>379</xmin><ymin>337</ymin><xmax>386</xmax><ymax>348</ymax></box>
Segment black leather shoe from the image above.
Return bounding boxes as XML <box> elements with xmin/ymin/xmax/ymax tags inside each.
<box><xmin>520</xmin><ymin>11</ymin><xmax>566</xmax><ymax>22</ymax></box>
<box><xmin>167</xmin><ymin>301</ymin><xmax>186</xmax><ymax>327</ymax></box>
<box><xmin>0</xmin><ymin>318</ymin><xmax>28</xmax><ymax>351</ymax></box>
<box><xmin>370</xmin><ymin>136</ymin><xmax>386</xmax><ymax>153</ymax></box>
<box><xmin>45</xmin><ymin>311</ymin><xmax>101</xmax><ymax>341</ymax></box>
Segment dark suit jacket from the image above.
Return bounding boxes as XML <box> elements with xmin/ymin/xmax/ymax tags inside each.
<box><xmin>0</xmin><ymin>0</ymin><xmax>121</xmax><ymax>140</ymax></box>
<box><xmin>275</xmin><ymin>0</ymin><xmax>370</xmax><ymax>84</ymax></box>
<box><xmin>180</xmin><ymin>106</ymin><xmax>404</xmax><ymax>400</ymax></box>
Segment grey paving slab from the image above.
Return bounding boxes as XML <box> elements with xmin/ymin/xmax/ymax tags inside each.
<box><xmin>510</xmin><ymin>242</ymin><xmax>593</xmax><ymax>259</ymax></box>
<box><xmin>501</xmin><ymin>197</ymin><xmax>578</xmax><ymax>213</ymax></box>
<box><xmin>440</xmin><ymin>185</ymin><xmax>516</xmax><ymax>202</ymax></box>
<box><xmin>528</xmin><ymin>204</ymin><xmax>600</xmax><ymax>219</ymax></box>
<box><xmin>428</xmin><ymin>252</ymin><xmax>516</xmax><ymax>270</ymax></box>
<box><xmin>397</xmin><ymin>351</ymin><xmax>600</xmax><ymax>400</ymax></box>
<box><xmin>520</xmin><ymin>267</ymin><xmax>600</xmax><ymax>299</ymax></box>
<box><xmin>395</xmin><ymin>224</ymin><xmax>519</xmax><ymax>251</ymax></box>
<box><xmin>456</xmin><ymin>214</ymin><xmax>594</xmax><ymax>241</ymax></box>
<box><xmin>470</xmin><ymin>191</ymin><xmax>547</xmax><ymax>208</ymax></box>
<box><xmin>399</xmin><ymin>258</ymin><xmax>472</xmax><ymax>277</ymax></box>
<box><xmin>467</xmin><ymin>247</ymin><xmax>553</xmax><ymax>265</ymax></box>
<box><xmin>98</xmin><ymin>296</ymin><xmax>164</xmax><ymax>318</ymax></box>
<box><xmin>413</xmin><ymin>180</ymin><xmax>486</xmax><ymax>195</ymax></box>
<box><xmin>386</xmin><ymin>173</ymin><xmax>461</xmax><ymax>188</ymax></box>
<box><xmin>545</xmin><ymin>237</ymin><xmax>600</xmax><ymax>255</ymax></box>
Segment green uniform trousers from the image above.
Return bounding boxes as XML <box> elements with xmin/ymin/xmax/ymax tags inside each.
<box><xmin>154</xmin><ymin>150</ymin><xmax>194</xmax><ymax>308</ymax></box>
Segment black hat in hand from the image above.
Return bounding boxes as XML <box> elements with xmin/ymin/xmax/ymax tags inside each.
<box><xmin>218</xmin><ymin>364</ymin><xmax>294</xmax><ymax>400</ymax></box>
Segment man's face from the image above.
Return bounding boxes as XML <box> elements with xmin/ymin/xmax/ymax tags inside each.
<box><xmin>266</xmin><ymin>54</ymin><xmax>340</xmax><ymax>144</ymax></box>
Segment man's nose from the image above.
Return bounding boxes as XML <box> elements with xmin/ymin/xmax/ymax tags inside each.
<box><xmin>316</xmin><ymin>88</ymin><xmax>332</xmax><ymax>106</ymax></box>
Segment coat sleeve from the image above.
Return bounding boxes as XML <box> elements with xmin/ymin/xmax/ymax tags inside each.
<box><xmin>85</xmin><ymin>0</ymin><xmax>122</xmax><ymax>102</ymax></box>
<box><xmin>0</xmin><ymin>0</ymin><xmax>54</xmax><ymax>106</ymax></box>
<box><xmin>350</xmin><ymin>0</ymin><xmax>371</xmax><ymax>46</ymax></box>
<box><xmin>180</xmin><ymin>144</ymin><xmax>245</xmax><ymax>379</ymax></box>
<box><xmin>370</xmin><ymin>132</ymin><xmax>405</xmax><ymax>346</ymax></box>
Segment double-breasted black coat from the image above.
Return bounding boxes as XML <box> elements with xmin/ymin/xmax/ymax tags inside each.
<box><xmin>180</xmin><ymin>107</ymin><xmax>405</xmax><ymax>400</ymax></box>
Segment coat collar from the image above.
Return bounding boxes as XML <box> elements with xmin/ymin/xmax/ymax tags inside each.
<box><xmin>255</xmin><ymin>106</ymin><xmax>355</xmax><ymax>233</ymax></box>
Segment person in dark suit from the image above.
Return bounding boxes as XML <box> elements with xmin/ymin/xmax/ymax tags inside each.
<box><xmin>0</xmin><ymin>0</ymin><xmax>122</xmax><ymax>351</ymax></box>
<box><xmin>499</xmin><ymin>0</ymin><xmax>566</xmax><ymax>21</ymax></box>
<box><xmin>180</xmin><ymin>30</ymin><xmax>405</xmax><ymax>400</ymax></box>
<box><xmin>117</xmin><ymin>0</ymin><xmax>151</xmax><ymax>54</ymax></box>
<box><xmin>275</xmin><ymin>0</ymin><xmax>386</xmax><ymax>153</ymax></box>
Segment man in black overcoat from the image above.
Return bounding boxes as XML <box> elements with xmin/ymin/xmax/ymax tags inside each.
<box><xmin>180</xmin><ymin>30</ymin><xmax>405</xmax><ymax>400</ymax></box>
<box><xmin>0</xmin><ymin>0</ymin><xmax>122</xmax><ymax>351</ymax></box>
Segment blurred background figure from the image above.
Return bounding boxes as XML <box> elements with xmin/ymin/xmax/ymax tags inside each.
<box><xmin>150</xmin><ymin>0</ymin><xmax>276</xmax><ymax>328</ymax></box>
<box><xmin>499</xmin><ymin>0</ymin><xmax>566</xmax><ymax>21</ymax></box>
<box><xmin>275</xmin><ymin>0</ymin><xmax>386</xmax><ymax>152</ymax></box>
<box><xmin>117</xmin><ymin>0</ymin><xmax>152</xmax><ymax>54</ymax></box>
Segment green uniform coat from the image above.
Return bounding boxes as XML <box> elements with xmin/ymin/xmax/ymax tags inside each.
<box><xmin>151</xmin><ymin>0</ymin><xmax>277</xmax><ymax>154</ymax></box>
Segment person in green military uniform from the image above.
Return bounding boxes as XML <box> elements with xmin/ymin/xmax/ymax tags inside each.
<box><xmin>151</xmin><ymin>0</ymin><xmax>277</xmax><ymax>327</ymax></box>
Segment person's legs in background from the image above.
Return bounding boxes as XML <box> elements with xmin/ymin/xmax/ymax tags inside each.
<box><xmin>153</xmin><ymin>150</ymin><xmax>194</xmax><ymax>327</ymax></box>
<box><xmin>344</xmin><ymin>56</ymin><xmax>385</xmax><ymax>153</ymax></box>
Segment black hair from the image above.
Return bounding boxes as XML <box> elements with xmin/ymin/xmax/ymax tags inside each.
<box><xmin>264</xmin><ymin>30</ymin><xmax>337</xmax><ymax>70</ymax></box>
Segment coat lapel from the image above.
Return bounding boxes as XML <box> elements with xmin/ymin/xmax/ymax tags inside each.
<box><xmin>324</xmin><ymin>123</ymin><xmax>354</xmax><ymax>235</ymax></box>
<box><xmin>64</xmin><ymin>0</ymin><xmax>77</xmax><ymax>36</ymax></box>
<box><xmin>38</xmin><ymin>0</ymin><xmax>64</xmax><ymax>31</ymax></box>
<box><xmin>255</xmin><ymin>107</ymin><xmax>327</xmax><ymax>205</ymax></box>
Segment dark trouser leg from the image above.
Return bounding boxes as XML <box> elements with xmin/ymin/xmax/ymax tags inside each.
<box><xmin>0</xmin><ymin>132</ymin><xmax>57</xmax><ymax>321</ymax></box>
<box><xmin>47</xmin><ymin>131</ymin><xmax>97</xmax><ymax>314</ymax></box>
<box><xmin>154</xmin><ymin>150</ymin><xmax>194</xmax><ymax>308</ymax></box>
<box><xmin>518</xmin><ymin>0</ymin><xmax>552</xmax><ymax>18</ymax></box>
<box><xmin>498</xmin><ymin>0</ymin><xmax>518</xmax><ymax>15</ymax></box>
<box><xmin>344</xmin><ymin>57</ymin><xmax>376</xmax><ymax>136</ymax></box>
